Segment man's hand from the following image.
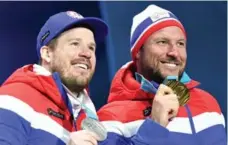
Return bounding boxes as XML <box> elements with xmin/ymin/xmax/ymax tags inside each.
<box><xmin>151</xmin><ymin>84</ymin><xmax>179</xmax><ymax>127</ymax></box>
<box><xmin>67</xmin><ymin>130</ymin><xmax>100</xmax><ymax>145</ymax></box>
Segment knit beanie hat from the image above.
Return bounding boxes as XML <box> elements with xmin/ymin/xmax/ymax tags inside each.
<box><xmin>130</xmin><ymin>5</ymin><xmax>186</xmax><ymax>60</ymax></box>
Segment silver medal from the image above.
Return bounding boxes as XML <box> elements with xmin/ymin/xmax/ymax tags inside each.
<box><xmin>81</xmin><ymin>117</ymin><xmax>107</xmax><ymax>141</ymax></box>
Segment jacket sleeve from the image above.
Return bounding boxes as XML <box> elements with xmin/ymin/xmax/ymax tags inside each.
<box><xmin>195</xmin><ymin>89</ymin><xmax>227</xmax><ymax>145</ymax></box>
<box><xmin>0</xmin><ymin>95</ymin><xmax>31</xmax><ymax>145</ymax></box>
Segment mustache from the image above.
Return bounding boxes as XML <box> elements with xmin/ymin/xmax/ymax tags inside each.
<box><xmin>71</xmin><ymin>58</ymin><xmax>91</xmax><ymax>69</ymax></box>
<box><xmin>160</xmin><ymin>57</ymin><xmax>182</xmax><ymax>65</ymax></box>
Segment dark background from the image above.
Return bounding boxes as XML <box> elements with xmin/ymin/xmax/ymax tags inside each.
<box><xmin>0</xmin><ymin>1</ymin><xmax>226</xmax><ymax>123</ymax></box>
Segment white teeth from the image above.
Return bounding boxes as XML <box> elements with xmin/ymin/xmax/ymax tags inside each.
<box><xmin>74</xmin><ymin>64</ymin><xmax>88</xmax><ymax>70</ymax></box>
<box><xmin>164</xmin><ymin>63</ymin><xmax>176</xmax><ymax>67</ymax></box>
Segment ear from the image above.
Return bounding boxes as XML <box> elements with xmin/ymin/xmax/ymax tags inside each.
<box><xmin>40</xmin><ymin>46</ymin><xmax>52</xmax><ymax>63</ymax></box>
<box><xmin>135</xmin><ymin>50</ymin><xmax>141</xmax><ymax>60</ymax></box>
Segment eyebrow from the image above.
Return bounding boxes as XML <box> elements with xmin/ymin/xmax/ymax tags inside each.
<box><xmin>177</xmin><ymin>38</ymin><xmax>186</xmax><ymax>42</ymax></box>
<box><xmin>67</xmin><ymin>38</ymin><xmax>81</xmax><ymax>42</ymax></box>
<box><xmin>68</xmin><ymin>38</ymin><xmax>96</xmax><ymax>47</ymax></box>
<box><xmin>89</xmin><ymin>43</ymin><xmax>96</xmax><ymax>48</ymax></box>
<box><xmin>153</xmin><ymin>37</ymin><xmax>186</xmax><ymax>41</ymax></box>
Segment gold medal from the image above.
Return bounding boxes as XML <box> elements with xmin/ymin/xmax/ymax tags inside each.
<box><xmin>164</xmin><ymin>80</ymin><xmax>190</xmax><ymax>106</ymax></box>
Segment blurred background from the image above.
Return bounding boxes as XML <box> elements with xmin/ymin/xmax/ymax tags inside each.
<box><xmin>0</xmin><ymin>1</ymin><xmax>226</xmax><ymax>123</ymax></box>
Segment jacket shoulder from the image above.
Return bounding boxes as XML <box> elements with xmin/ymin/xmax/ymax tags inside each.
<box><xmin>190</xmin><ymin>88</ymin><xmax>222</xmax><ymax>113</ymax></box>
<box><xmin>0</xmin><ymin>82</ymin><xmax>50</xmax><ymax>111</ymax></box>
<box><xmin>98</xmin><ymin>100</ymin><xmax>150</xmax><ymax>123</ymax></box>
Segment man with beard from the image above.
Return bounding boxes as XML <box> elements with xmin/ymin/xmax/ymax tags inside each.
<box><xmin>0</xmin><ymin>11</ymin><xmax>168</xmax><ymax>145</ymax></box>
<box><xmin>97</xmin><ymin>4</ymin><xmax>226</xmax><ymax>145</ymax></box>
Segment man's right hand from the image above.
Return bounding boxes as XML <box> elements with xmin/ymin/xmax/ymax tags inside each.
<box><xmin>151</xmin><ymin>84</ymin><xmax>179</xmax><ymax>127</ymax></box>
<box><xmin>67</xmin><ymin>130</ymin><xmax>100</xmax><ymax>145</ymax></box>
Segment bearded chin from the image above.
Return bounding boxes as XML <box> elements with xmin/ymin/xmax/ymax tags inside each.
<box><xmin>61</xmin><ymin>74</ymin><xmax>93</xmax><ymax>93</ymax></box>
<box><xmin>152</xmin><ymin>69</ymin><xmax>185</xmax><ymax>84</ymax></box>
<box><xmin>141</xmin><ymin>66</ymin><xmax>185</xmax><ymax>84</ymax></box>
<box><xmin>50</xmin><ymin>63</ymin><xmax>92</xmax><ymax>93</ymax></box>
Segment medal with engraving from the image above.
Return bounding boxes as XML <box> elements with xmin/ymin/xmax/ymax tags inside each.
<box><xmin>164</xmin><ymin>80</ymin><xmax>190</xmax><ymax>106</ymax></box>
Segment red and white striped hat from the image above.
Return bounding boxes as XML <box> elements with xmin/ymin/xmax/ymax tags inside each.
<box><xmin>130</xmin><ymin>4</ymin><xmax>186</xmax><ymax>60</ymax></box>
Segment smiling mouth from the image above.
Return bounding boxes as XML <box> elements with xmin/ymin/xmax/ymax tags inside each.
<box><xmin>160</xmin><ymin>61</ymin><xmax>180</xmax><ymax>68</ymax></box>
<box><xmin>163</xmin><ymin>63</ymin><xmax>177</xmax><ymax>67</ymax></box>
<box><xmin>74</xmin><ymin>63</ymin><xmax>89</xmax><ymax>70</ymax></box>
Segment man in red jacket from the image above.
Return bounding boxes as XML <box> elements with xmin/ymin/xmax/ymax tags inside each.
<box><xmin>97</xmin><ymin>4</ymin><xmax>226</xmax><ymax>145</ymax></box>
<box><xmin>0</xmin><ymin>10</ymin><xmax>109</xmax><ymax>145</ymax></box>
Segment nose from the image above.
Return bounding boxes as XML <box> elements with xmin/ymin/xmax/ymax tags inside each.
<box><xmin>78</xmin><ymin>49</ymin><xmax>92</xmax><ymax>59</ymax></box>
<box><xmin>167</xmin><ymin>44</ymin><xmax>179</xmax><ymax>58</ymax></box>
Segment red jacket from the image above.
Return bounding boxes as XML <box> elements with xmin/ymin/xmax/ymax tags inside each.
<box><xmin>0</xmin><ymin>64</ymin><xmax>75</xmax><ymax>145</ymax></box>
<box><xmin>97</xmin><ymin>61</ymin><xmax>226</xmax><ymax>145</ymax></box>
